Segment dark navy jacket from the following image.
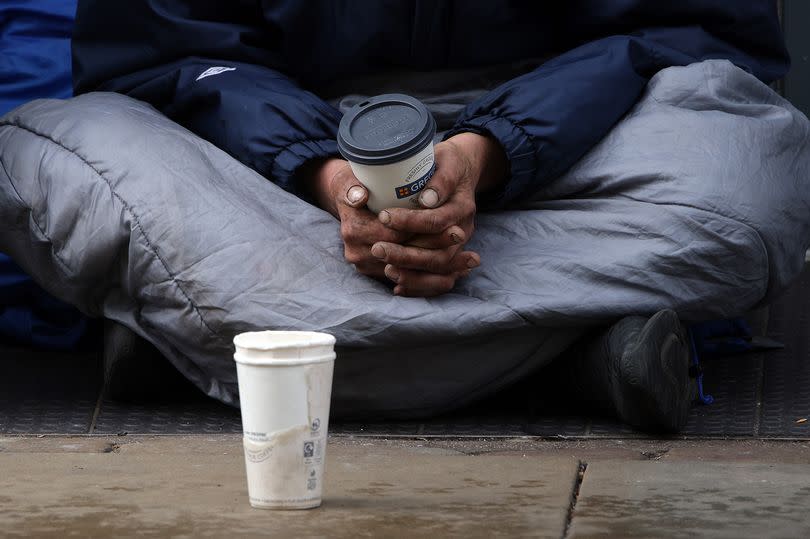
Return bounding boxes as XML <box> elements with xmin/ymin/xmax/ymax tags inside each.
<box><xmin>72</xmin><ymin>1</ymin><xmax>789</xmax><ymax>206</ymax></box>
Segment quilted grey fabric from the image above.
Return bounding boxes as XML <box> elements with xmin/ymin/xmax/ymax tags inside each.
<box><xmin>1</xmin><ymin>60</ymin><xmax>808</xmax><ymax>416</ymax></box>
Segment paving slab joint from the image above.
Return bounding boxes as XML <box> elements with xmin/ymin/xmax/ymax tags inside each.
<box><xmin>562</xmin><ymin>460</ymin><xmax>587</xmax><ymax>539</ymax></box>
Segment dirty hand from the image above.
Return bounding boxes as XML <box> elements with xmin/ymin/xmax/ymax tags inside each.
<box><xmin>304</xmin><ymin>158</ymin><xmax>411</xmax><ymax>281</ymax></box>
<box><xmin>373</xmin><ymin>132</ymin><xmax>509</xmax><ymax>296</ymax></box>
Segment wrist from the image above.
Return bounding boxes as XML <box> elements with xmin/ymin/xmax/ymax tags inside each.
<box><xmin>446</xmin><ymin>132</ymin><xmax>508</xmax><ymax>194</ymax></box>
<box><xmin>301</xmin><ymin>157</ymin><xmax>348</xmax><ymax>215</ymax></box>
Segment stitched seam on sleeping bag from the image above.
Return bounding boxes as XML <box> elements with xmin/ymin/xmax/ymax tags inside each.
<box><xmin>0</xmin><ymin>120</ymin><xmax>221</xmax><ymax>339</ymax></box>
<box><xmin>0</xmin><ymin>150</ymin><xmax>75</xmax><ymax>275</ymax></box>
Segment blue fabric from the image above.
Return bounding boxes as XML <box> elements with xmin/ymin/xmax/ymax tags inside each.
<box><xmin>0</xmin><ymin>254</ymin><xmax>86</xmax><ymax>350</ymax></box>
<box><xmin>0</xmin><ymin>256</ymin><xmax>87</xmax><ymax>349</ymax></box>
<box><xmin>1</xmin><ymin>0</ymin><xmax>84</xmax><ymax>349</ymax></box>
<box><xmin>688</xmin><ymin>328</ymin><xmax>715</xmax><ymax>406</ymax></box>
<box><xmin>0</xmin><ymin>1</ymin><xmax>75</xmax><ymax>116</ymax></box>
<box><xmin>72</xmin><ymin>0</ymin><xmax>788</xmax><ymax>203</ymax></box>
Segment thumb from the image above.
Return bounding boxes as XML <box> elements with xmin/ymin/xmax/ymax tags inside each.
<box><xmin>329</xmin><ymin>165</ymin><xmax>368</xmax><ymax>209</ymax></box>
<box><xmin>345</xmin><ymin>183</ymin><xmax>368</xmax><ymax>208</ymax></box>
<box><xmin>418</xmin><ymin>143</ymin><xmax>464</xmax><ymax>209</ymax></box>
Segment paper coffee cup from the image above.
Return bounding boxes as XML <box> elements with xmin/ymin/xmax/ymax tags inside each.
<box><xmin>233</xmin><ymin>331</ymin><xmax>336</xmax><ymax>510</ymax></box>
<box><xmin>338</xmin><ymin>94</ymin><xmax>437</xmax><ymax>214</ymax></box>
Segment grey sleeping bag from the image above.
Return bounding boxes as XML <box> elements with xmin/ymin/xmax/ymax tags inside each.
<box><xmin>1</xmin><ymin>60</ymin><xmax>809</xmax><ymax>415</ymax></box>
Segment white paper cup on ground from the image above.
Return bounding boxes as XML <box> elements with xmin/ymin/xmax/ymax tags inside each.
<box><xmin>233</xmin><ymin>330</ymin><xmax>336</xmax><ymax>509</ymax></box>
<box><xmin>338</xmin><ymin>94</ymin><xmax>437</xmax><ymax>214</ymax></box>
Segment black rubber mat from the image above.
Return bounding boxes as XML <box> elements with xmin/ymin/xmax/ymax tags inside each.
<box><xmin>760</xmin><ymin>267</ymin><xmax>810</xmax><ymax>438</ymax></box>
<box><xmin>0</xmin><ymin>345</ymin><xmax>99</xmax><ymax>434</ymax></box>
<box><xmin>93</xmin><ymin>399</ymin><xmax>242</xmax><ymax>435</ymax></box>
<box><xmin>682</xmin><ymin>353</ymin><xmax>764</xmax><ymax>438</ymax></box>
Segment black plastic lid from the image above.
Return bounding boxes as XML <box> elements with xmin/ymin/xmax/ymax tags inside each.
<box><xmin>337</xmin><ymin>94</ymin><xmax>436</xmax><ymax>165</ymax></box>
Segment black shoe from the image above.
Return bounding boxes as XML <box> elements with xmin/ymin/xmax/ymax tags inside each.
<box><xmin>571</xmin><ymin>309</ymin><xmax>695</xmax><ymax>433</ymax></box>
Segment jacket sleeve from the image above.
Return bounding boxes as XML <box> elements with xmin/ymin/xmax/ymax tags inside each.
<box><xmin>72</xmin><ymin>1</ymin><xmax>341</xmax><ymax>197</ymax></box>
<box><xmin>447</xmin><ymin>24</ymin><xmax>790</xmax><ymax>208</ymax></box>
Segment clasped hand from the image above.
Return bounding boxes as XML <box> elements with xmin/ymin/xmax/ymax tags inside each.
<box><xmin>307</xmin><ymin>133</ymin><xmax>507</xmax><ymax>297</ymax></box>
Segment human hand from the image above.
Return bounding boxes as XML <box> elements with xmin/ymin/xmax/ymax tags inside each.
<box><xmin>304</xmin><ymin>158</ymin><xmax>411</xmax><ymax>280</ymax></box>
<box><xmin>372</xmin><ymin>132</ymin><xmax>508</xmax><ymax>296</ymax></box>
<box><xmin>304</xmin><ymin>157</ymin><xmax>476</xmax><ymax>289</ymax></box>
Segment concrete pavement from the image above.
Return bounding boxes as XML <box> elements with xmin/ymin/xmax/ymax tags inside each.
<box><xmin>572</xmin><ymin>461</ymin><xmax>810</xmax><ymax>538</ymax></box>
<box><xmin>0</xmin><ymin>436</ymin><xmax>808</xmax><ymax>538</ymax></box>
<box><xmin>0</xmin><ymin>436</ymin><xmax>576</xmax><ymax>538</ymax></box>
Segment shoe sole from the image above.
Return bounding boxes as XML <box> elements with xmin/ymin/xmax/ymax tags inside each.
<box><xmin>614</xmin><ymin>309</ymin><xmax>693</xmax><ymax>433</ymax></box>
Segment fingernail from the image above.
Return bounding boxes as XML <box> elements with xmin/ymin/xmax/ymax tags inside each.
<box><xmin>460</xmin><ymin>270</ymin><xmax>472</xmax><ymax>278</ymax></box>
<box><xmin>419</xmin><ymin>188</ymin><xmax>439</xmax><ymax>208</ymax></box>
<box><xmin>384</xmin><ymin>264</ymin><xmax>400</xmax><ymax>283</ymax></box>
<box><xmin>347</xmin><ymin>186</ymin><xmax>365</xmax><ymax>204</ymax></box>
<box><xmin>371</xmin><ymin>243</ymin><xmax>386</xmax><ymax>259</ymax></box>
<box><xmin>378</xmin><ymin>210</ymin><xmax>391</xmax><ymax>225</ymax></box>
<box><xmin>450</xmin><ymin>232</ymin><xmax>462</xmax><ymax>244</ymax></box>
<box><xmin>466</xmin><ymin>257</ymin><xmax>480</xmax><ymax>269</ymax></box>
